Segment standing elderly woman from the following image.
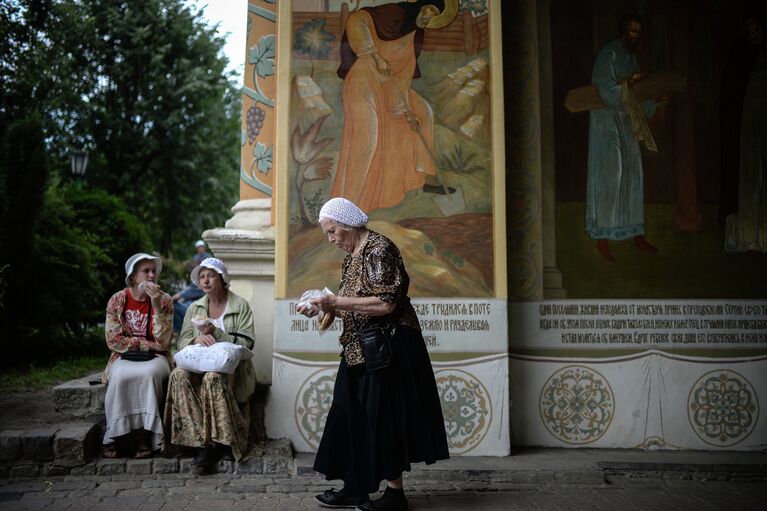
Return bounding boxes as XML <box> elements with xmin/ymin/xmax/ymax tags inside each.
<box><xmin>102</xmin><ymin>253</ymin><xmax>173</xmax><ymax>459</ymax></box>
<box><xmin>297</xmin><ymin>198</ymin><xmax>449</xmax><ymax>511</ymax></box>
<box><xmin>164</xmin><ymin>257</ymin><xmax>256</xmax><ymax>474</ymax></box>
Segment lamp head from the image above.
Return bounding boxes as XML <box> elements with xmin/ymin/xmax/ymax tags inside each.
<box><xmin>70</xmin><ymin>151</ymin><xmax>89</xmax><ymax>177</ymax></box>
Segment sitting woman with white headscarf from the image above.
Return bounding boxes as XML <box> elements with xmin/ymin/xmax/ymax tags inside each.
<box><xmin>102</xmin><ymin>253</ymin><xmax>173</xmax><ymax>459</ymax></box>
<box><xmin>163</xmin><ymin>257</ymin><xmax>256</xmax><ymax>474</ymax></box>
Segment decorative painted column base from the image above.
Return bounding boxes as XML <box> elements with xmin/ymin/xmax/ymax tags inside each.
<box><xmin>203</xmin><ymin>199</ymin><xmax>275</xmax><ymax>384</ymax></box>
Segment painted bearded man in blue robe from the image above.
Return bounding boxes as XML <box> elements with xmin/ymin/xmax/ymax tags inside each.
<box><xmin>587</xmin><ymin>15</ymin><xmax>659</xmax><ymax>261</ymax></box>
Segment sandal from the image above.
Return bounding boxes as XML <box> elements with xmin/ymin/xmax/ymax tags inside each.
<box><xmin>103</xmin><ymin>444</ymin><xmax>120</xmax><ymax>459</ymax></box>
<box><xmin>134</xmin><ymin>445</ymin><xmax>153</xmax><ymax>459</ymax></box>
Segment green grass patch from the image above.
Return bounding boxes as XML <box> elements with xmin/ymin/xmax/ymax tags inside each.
<box><xmin>0</xmin><ymin>356</ymin><xmax>105</xmax><ymax>392</ymax></box>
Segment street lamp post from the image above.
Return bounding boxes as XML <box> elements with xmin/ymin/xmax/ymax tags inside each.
<box><xmin>70</xmin><ymin>151</ymin><xmax>89</xmax><ymax>189</ymax></box>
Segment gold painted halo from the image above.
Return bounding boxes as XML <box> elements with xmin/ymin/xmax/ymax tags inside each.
<box><xmin>426</xmin><ymin>0</ymin><xmax>459</xmax><ymax>30</ymax></box>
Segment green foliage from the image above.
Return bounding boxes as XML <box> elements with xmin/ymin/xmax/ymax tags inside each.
<box><xmin>0</xmin><ymin>115</ymin><xmax>52</xmax><ymax>366</ymax></box>
<box><xmin>2</xmin><ymin>0</ymin><xmax>240</xmax><ymax>257</ymax></box>
<box><xmin>83</xmin><ymin>0</ymin><xmax>240</xmax><ymax>256</ymax></box>
<box><xmin>0</xmin><ymin>118</ymin><xmax>149</xmax><ymax>366</ymax></box>
<box><xmin>56</xmin><ymin>186</ymin><xmax>152</xmax><ymax>317</ymax></box>
<box><xmin>0</xmin><ymin>184</ymin><xmax>149</xmax><ymax>367</ymax></box>
<box><xmin>1</xmin><ymin>0</ymin><xmax>241</xmax><ymax>367</ymax></box>
<box><xmin>0</xmin><ymin>354</ymin><xmax>106</xmax><ymax>392</ymax></box>
<box><xmin>0</xmin><ymin>115</ymin><xmax>49</xmax><ymax>263</ymax></box>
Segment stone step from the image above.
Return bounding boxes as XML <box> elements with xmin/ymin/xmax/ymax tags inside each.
<box><xmin>600</xmin><ymin>460</ymin><xmax>767</xmax><ymax>482</ymax></box>
<box><xmin>294</xmin><ymin>452</ymin><xmax>604</xmax><ymax>486</ymax></box>
<box><xmin>0</xmin><ymin>422</ymin><xmax>102</xmax><ymax>478</ymax></box>
<box><xmin>0</xmin><ymin>438</ymin><xmax>293</xmax><ymax>479</ymax></box>
<box><xmin>52</xmin><ymin>372</ymin><xmax>106</xmax><ymax>421</ymax></box>
<box><xmin>0</xmin><ymin>375</ymin><xmax>274</xmax><ymax>480</ymax></box>
<box><xmin>294</xmin><ymin>449</ymin><xmax>767</xmax><ymax>485</ymax></box>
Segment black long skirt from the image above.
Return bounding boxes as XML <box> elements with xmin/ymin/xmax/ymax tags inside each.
<box><xmin>313</xmin><ymin>325</ymin><xmax>450</xmax><ymax>496</ymax></box>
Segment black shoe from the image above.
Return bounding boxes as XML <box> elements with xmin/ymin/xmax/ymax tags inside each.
<box><xmin>422</xmin><ymin>183</ymin><xmax>456</xmax><ymax>194</ymax></box>
<box><xmin>357</xmin><ymin>487</ymin><xmax>408</xmax><ymax>511</ymax></box>
<box><xmin>192</xmin><ymin>445</ymin><xmax>221</xmax><ymax>474</ymax></box>
<box><xmin>315</xmin><ymin>487</ymin><xmax>369</xmax><ymax>509</ymax></box>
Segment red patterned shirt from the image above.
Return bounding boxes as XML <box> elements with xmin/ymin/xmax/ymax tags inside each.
<box><xmin>124</xmin><ymin>290</ymin><xmax>154</xmax><ymax>339</ymax></box>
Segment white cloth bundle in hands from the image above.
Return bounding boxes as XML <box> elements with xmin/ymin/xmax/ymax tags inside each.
<box><xmin>298</xmin><ymin>287</ymin><xmax>335</xmax><ymax>333</ymax></box>
<box><xmin>174</xmin><ymin>342</ymin><xmax>254</xmax><ymax>374</ymax></box>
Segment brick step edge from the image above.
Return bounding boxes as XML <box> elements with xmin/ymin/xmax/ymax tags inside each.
<box><xmin>599</xmin><ymin>461</ymin><xmax>767</xmax><ymax>472</ymax></box>
<box><xmin>0</xmin><ymin>438</ymin><xmax>293</xmax><ymax>479</ymax></box>
<box><xmin>295</xmin><ymin>459</ymin><xmax>767</xmax><ymax>484</ymax></box>
<box><xmin>602</xmin><ymin>461</ymin><xmax>767</xmax><ymax>482</ymax></box>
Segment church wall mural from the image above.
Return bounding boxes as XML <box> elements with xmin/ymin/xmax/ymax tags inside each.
<box><xmin>268</xmin><ymin>0</ymin><xmax>510</xmax><ymax>456</ymax></box>
<box><xmin>284</xmin><ymin>0</ymin><xmax>501</xmax><ymax>300</ymax></box>
<box><xmin>550</xmin><ymin>0</ymin><xmax>766</xmax><ymax>297</ymax></box>
<box><xmin>241</xmin><ymin>0</ymin><xmax>766</xmax><ymax>452</ymax></box>
<box><xmin>508</xmin><ymin>0</ymin><xmax>766</xmax><ymax>451</ymax></box>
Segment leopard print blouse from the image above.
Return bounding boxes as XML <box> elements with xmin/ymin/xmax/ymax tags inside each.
<box><xmin>337</xmin><ymin>230</ymin><xmax>420</xmax><ymax>366</ymax></box>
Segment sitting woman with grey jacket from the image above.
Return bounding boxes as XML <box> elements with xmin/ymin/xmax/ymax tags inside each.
<box><xmin>163</xmin><ymin>257</ymin><xmax>256</xmax><ymax>474</ymax></box>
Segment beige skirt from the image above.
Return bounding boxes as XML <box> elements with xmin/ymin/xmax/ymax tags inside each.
<box><xmin>163</xmin><ymin>368</ymin><xmax>250</xmax><ymax>460</ymax></box>
<box><xmin>103</xmin><ymin>356</ymin><xmax>170</xmax><ymax>450</ymax></box>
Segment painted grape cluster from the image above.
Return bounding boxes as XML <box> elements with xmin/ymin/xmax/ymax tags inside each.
<box><xmin>246</xmin><ymin>105</ymin><xmax>266</xmax><ymax>144</ymax></box>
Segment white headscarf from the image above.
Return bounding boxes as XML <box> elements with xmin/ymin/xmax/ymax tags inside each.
<box><xmin>190</xmin><ymin>257</ymin><xmax>229</xmax><ymax>286</ymax></box>
<box><xmin>318</xmin><ymin>198</ymin><xmax>369</xmax><ymax>227</ymax></box>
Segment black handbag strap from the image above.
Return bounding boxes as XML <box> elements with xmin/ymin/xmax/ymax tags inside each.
<box><xmin>230</xmin><ymin>332</ymin><xmax>254</xmax><ymax>350</ymax></box>
<box><xmin>350</xmin><ymin>311</ymin><xmax>395</xmax><ymax>338</ymax></box>
<box><xmin>145</xmin><ymin>300</ymin><xmax>152</xmax><ymax>339</ymax></box>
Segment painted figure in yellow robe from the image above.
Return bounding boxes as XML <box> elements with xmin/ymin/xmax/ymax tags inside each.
<box><xmin>331</xmin><ymin>0</ymin><xmax>458</xmax><ymax>213</ymax></box>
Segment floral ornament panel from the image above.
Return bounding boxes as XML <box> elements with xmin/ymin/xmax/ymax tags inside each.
<box><xmin>435</xmin><ymin>369</ymin><xmax>492</xmax><ymax>454</ymax></box>
<box><xmin>539</xmin><ymin>365</ymin><xmax>614</xmax><ymax>445</ymax></box>
<box><xmin>688</xmin><ymin>370</ymin><xmax>759</xmax><ymax>447</ymax></box>
<box><xmin>244</xmin><ymin>34</ymin><xmax>275</xmax><ymax>108</ymax></box>
<box><xmin>294</xmin><ymin>368</ymin><xmax>337</xmax><ymax>450</ymax></box>
<box><xmin>294</xmin><ymin>18</ymin><xmax>335</xmax><ymax>61</ymax></box>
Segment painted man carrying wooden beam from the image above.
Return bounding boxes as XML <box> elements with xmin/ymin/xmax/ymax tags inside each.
<box><xmin>564</xmin><ymin>15</ymin><xmax>684</xmax><ymax>262</ymax></box>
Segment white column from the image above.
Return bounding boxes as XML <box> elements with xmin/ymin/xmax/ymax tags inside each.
<box><xmin>203</xmin><ymin>198</ymin><xmax>275</xmax><ymax>384</ymax></box>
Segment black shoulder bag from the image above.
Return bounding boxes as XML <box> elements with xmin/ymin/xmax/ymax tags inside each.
<box><xmin>352</xmin><ymin>313</ymin><xmax>393</xmax><ymax>371</ymax></box>
<box><xmin>121</xmin><ymin>300</ymin><xmax>157</xmax><ymax>362</ymax></box>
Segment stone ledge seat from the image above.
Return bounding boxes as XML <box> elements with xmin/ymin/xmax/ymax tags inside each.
<box><xmin>52</xmin><ymin>372</ymin><xmax>106</xmax><ymax>422</ymax></box>
<box><xmin>1</xmin><ymin>374</ymin><xmax>288</xmax><ymax>478</ymax></box>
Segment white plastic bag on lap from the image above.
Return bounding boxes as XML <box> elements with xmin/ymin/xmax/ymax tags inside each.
<box><xmin>174</xmin><ymin>342</ymin><xmax>253</xmax><ymax>374</ymax></box>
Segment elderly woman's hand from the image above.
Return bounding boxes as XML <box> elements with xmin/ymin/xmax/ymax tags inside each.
<box><xmin>296</xmin><ymin>303</ymin><xmax>320</xmax><ymax>318</ymax></box>
<box><xmin>310</xmin><ymin>294</ymin><xmax>337</xmax><ymax>313</ymax></box>
<box><xmin>194</xmin><ymin>334</ymin><xmax>217</xmax><ymax>347</ymax></box>
<box><xmin>197</xmin><ymin>322</ymin><xmax>215</xmax><ymax>336</ymax></box>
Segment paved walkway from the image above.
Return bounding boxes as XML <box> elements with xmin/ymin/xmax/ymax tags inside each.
<box><xmin>2</xmin><ymin>447</ymin><xmax>766</xmax><ymax>511</ymax></box>
<box><xmin>0</xmin><ymin>474</ymin><xmax>764</xmax><ymax>510</ymax></box>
